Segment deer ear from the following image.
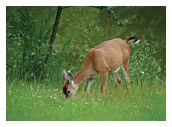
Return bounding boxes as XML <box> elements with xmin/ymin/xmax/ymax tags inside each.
<box><xmin>67</xmin><ymin>71</ymin><xmax>73</xmax><ymax>82</ymax></box>
<box><xmin>62</xmin><ymin>70</ymin><xmax>67</xmax><ymax>81</ymax></box>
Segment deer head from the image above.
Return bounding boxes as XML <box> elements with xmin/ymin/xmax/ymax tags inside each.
<box><xmin>62</xmin><ymin>70</ymin><xmax>78</xmax><ymax>98</ymax></box>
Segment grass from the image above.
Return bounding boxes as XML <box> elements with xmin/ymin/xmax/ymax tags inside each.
<box><xmin>6</xmin><ymin>82</ymin><xmax>166</xmax><ymax>121</ymax></box>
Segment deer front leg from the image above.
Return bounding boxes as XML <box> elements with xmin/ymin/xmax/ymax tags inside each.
<box><xmin>101</xmin><ymin>72</ymin><xmax>109</xmax><ymax>93</ymax></box>
<box><xmin>85</xmin><ymin>79</ymin><xmax>94</xmax><ymax>94</ymax></box>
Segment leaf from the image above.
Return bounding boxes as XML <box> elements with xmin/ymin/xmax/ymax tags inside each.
<box><xmin>52</xmin><ymin>53</ymin><xmax>56</xmax><ymax>56</ymax></box>
<box><xmin>31</xmin><ymin>52</ymin><xmax>35</xmax><ymax>56</ymax></box>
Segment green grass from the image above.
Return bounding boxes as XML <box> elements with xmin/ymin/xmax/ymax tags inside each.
<box><xmin>6</xmin><ymin>82</ymin><xmax>166</xmax><ymax>121</ymax></box>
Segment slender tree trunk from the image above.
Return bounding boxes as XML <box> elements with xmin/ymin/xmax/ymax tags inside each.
<box><xmin>44</xmin><ymin>6</ymin><xmax>62</xmax><ymax>64</ymax></box>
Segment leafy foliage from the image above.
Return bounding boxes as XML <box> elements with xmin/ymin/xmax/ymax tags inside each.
<box><xmin>129</xmin><ymin>39</ymin><xmax>164</xmax><ymax>85</ymax></box>
<box><xmin>6</xmin><ymin>6</ymin><xmax>165</xmax><ymax>85</ymax></box>
<box><xmin>6</xmin><ymin>7</ymin><xmax>54</xmax><ymax>81</ymax></box>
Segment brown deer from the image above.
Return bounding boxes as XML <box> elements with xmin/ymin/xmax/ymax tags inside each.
<box><xmin>62</xmin><ymin>37</ymin><xmax>138</xmax><ymax>98</ymax></box>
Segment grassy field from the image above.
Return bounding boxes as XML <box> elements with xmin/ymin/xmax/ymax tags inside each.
<box><xmin>6</xmin><ymin>82</ymin><xmax>166</xmax><ymax>121</ymax></box>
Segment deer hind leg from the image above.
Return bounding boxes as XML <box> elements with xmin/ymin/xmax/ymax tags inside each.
<box><xmin>85</xmin><ymin>79</ymin><xmax>94</xmax><ymax>94</ymax></box>
<box><xmin>112</xmin><ymin>72</ymin><xmax>121</xmax><ymax>89</ymax></box>
<box><xmin>101</xmin><ymin>72</ymin><xmax>109</xmax><ymax>93</ymax></box>
<box><xmin>122</xmin><ymin>63</ymin><xmax>129</xmax><ymax>91</ymax></box>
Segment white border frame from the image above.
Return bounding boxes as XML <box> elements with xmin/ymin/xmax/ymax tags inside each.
<box><xmin>3</xmin><ymin>0</ymin><xmax>168</xmax><ymax>6</ymax></box>
<box><xmin>1</xmin><ymin>0</ymin><xmax>170</xmax><ymax>127</ymax></box>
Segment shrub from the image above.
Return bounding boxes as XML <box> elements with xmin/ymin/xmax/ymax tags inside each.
<box><xmin>6</xmin><ymin>7</ymin><xmax>54</xmax><ymax>82</ymax></box>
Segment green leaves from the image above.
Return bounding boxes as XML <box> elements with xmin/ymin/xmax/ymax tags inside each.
<box><xmin>128</xmin><ymin>39</ymin><xmax>165</xmax><ymax>85</ymax></box>
<box><xmin>6</xmin><ymin>7</ymin><xmax>54</xmax><ymax>82</ymax></box>
<box><xmin>31</xmin><ymin>52</ymin><xmax>36</xmax><ymax>56</ymax></box>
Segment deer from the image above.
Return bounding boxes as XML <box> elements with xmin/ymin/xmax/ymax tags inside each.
<box><xmin>62</xmin><ymin>37</ymin><xmax>139</xmax><ymax>98</ymax></box>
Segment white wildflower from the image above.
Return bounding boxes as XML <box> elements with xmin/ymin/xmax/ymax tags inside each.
<box><xmin>141</xmin><ymin>71</ymin><xmax>144</xmax><ymax>74</ymax></box>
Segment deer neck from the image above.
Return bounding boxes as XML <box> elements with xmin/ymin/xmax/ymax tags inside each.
<box><xmin>73</xmin><ymin>67</ymin><xmax>88</xmax><ymax>86</ymax></box>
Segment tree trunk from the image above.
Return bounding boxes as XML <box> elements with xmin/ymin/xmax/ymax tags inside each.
<box><xmin>44</xmin><ymin>6</ymin><xmax>62</xmax><ymax>64</ymax></box>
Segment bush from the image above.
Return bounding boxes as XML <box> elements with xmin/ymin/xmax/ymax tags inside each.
<box><xmin>6</xmin><ymin>7</ymin><xmax>54</xmax><ymax>82</ymax></box>
<box><xmin>129</xmin><ymin>39</ymin><xmax>165</xmax><ymax>85</ymax></box>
